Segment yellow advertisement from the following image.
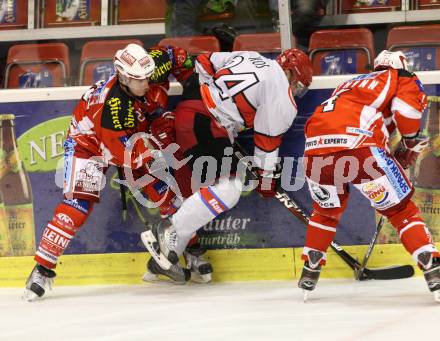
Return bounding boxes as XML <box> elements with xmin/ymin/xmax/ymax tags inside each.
<box><xmin>380</xmin><ymin>96</ymin><xmax>440</xmax><ymax>243</ymax></box>
<box><xmin>0</xmin><ymin>114</ymin><xmax>35</xmax><ymax>256</ymax></box>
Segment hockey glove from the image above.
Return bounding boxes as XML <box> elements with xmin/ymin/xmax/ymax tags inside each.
<box><xmin>150</xmin><ymin>111</ymin><xmax>176</xmax><ymax>148</ymax></box>
<box><xmin>256</xmin><ymin>166</ymin><xmax>281</xmax><ymax>198</ymax></box>
<box><xmin>394</xmin><ymin>134</ymin><xmax>429</xmax><ymax>169</ymax></box>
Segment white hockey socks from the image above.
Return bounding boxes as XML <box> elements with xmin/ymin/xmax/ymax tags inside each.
<box><xmin>171</xmin><ymin>177</ymin><xmax>243</xmax><ymax>255</ymax></box>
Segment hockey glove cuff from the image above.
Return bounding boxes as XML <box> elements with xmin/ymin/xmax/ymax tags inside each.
<box><xmin>394</xmin><ymin>134</ymin><xmax>429</xmax><ymax>169</ymax></box>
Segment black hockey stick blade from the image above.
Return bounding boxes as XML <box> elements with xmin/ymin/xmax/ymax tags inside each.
<box><xmin>233</xmin><ymin>142</ymin><xmax>415</xmax><ymax>281</ymax></box>
<box><xmin>359</xmin><ymin>265</ymin><xmax>415</xmax><ymax>281</ymax></box>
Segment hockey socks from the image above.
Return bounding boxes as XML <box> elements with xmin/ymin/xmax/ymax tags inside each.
<box><xmin>34</xmin><ymin>201</ymin><xmax>91</xmax><ymax>269</ymax></box>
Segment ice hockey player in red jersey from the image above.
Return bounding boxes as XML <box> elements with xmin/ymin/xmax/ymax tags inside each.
<box><xmin>298</xmin><ymin>50</ymin><xmax>440</xmax><ymax>301</ymax></box>
<box><xmin>141</xmin><ymin>49</ymin><xmax>313</xmax><ymax>283</ymax></box>
<box><xmin>21</xmin><ymin>43</ymin><xmax>181</xmax><ymax>301</ymax></box>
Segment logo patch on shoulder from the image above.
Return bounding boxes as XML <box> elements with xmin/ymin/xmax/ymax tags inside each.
<box><xmin>102</xmin><ymin>97</ymin><xmax>123</xmax><ymax>130</ymax></box>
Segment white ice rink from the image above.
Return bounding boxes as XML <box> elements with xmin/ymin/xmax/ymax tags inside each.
<box><xmin>0</xmin><ymin>277</ymin><xmax>438</xmax><ymax>341</ymax></box>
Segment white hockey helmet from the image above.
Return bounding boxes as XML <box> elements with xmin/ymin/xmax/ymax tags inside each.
<box><xmin>114</xmin><ymin>43</ymin><xmax>155</xmax><ymax>80</ymax></box>
<box><xmin>373</xmin><ymin>50</ymin><xmax>409</xmax><ymax>71</ymax></box>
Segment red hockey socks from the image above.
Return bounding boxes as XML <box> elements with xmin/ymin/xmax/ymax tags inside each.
<box><xmin>35</xmin><ymin>201</ymin><xmax>91</xmax><ymax>269</ymax></box>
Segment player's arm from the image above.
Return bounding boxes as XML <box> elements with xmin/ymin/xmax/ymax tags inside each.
<box><xmin>195</xmin><ymin>51</ymin><xmax>243</xmax><ymax>82</ymax></box>
<box><xmin>391</xmin><ymin>70</ymin><xmax>427</xmax><ymax>138</ymax></box>
<box><xmin>253</xmin><ymin>86</ymin><xmax>297</xmax><ymax>197</ymax></box>
<box><xmin>392</xmin><ymin>70</ymin><xmax>429</xmax><ymax>168</ymax></box>
<box><xmin>166</xmin><ymin>45</ymin><xmax>194</xmax><ymax>83</ymax></box>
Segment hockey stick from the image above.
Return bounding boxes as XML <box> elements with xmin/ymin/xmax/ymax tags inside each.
<box><xmin>355</xmin><ymin>216</ymin><xmax>386</xmax><ymax>280</ymax></box>
<box><xmin>233</xmin><ymin>143</ymin><xmax>414</xmax><ymax>280</ymax></box>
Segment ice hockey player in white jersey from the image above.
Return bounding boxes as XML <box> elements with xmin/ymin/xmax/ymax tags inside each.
<box><xmin>141</xmin><ymin>49</ymin><xmax>313</xmax><ymax>282</ymax></box>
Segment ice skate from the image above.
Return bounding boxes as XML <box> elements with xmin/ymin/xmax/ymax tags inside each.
<box><xmin>142</xmin><ymin>257</ymin><xmax>190</xmax><ymax>284</ymax></box>
<box><xmin>298</xmin><ymin>262</ymin><xmax>322</xmax><ymax>302</ymax></box>
<box><xmin>184</xmin><ymin>243</ymin><xmax>213</xmax><ymax>283</ymax></box>
<box><xmin>141</xmin><ymin>220</ymin><xmax>179</xmax><ymax>270</ymax></box>
<box><xmin>298</xmin><ymin>250</ymin><xmax>324</xmax><ymax>302</ymax></box>
<box><xmin>418</xmin><ymin>252</ymin><xmax>440</xmax><ymax>302</ymax></box>
<box><xmin>22</xmin><ymin>264</ymin><xmax>56</xmax><ymax>302</ymax></box>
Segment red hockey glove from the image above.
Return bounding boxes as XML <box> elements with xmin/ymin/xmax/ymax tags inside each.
<box><xmin>256</xmin><ymin>167</ymin><xmax>281</xmax><ymax>198</ymax></box>
<box><xmin>150</xmin><ymin>111</ymin><xmax>175</xmax><ymax>148</ymax></box>
<box><xmin>394</xmin><ymin>135</ymin><xmax>429</xmax><ymax>169</ymax></box>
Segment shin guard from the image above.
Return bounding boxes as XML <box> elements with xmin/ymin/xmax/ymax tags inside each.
<box><xmin>35</xmin><ymin>200</ymin><xmax>92</xmax><ymax>269</ymax></box>
<box><xmin>301</xmin><ymin>210</ymin><xmax>340</xmax><ymax>264</ymax></box>
<box><xmin>388</xmin><ymin>200</ymin><xmax>440</xmax><ymax>264</ymax></box>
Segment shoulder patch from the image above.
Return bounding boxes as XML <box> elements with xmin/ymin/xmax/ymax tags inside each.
<box><xmin>102</xmin><ymin>96</ymin><xmax>124</xmax><ymax>130</ymax></box>
<box><xmin>101</xmin><ymin>84</ymin><xmax>137</xmax><ymax>131</ymax></box>
<box><xmin>149</xmin><ymin>49</ymin><xmax>173</xmax><ymax>84</ymax></box>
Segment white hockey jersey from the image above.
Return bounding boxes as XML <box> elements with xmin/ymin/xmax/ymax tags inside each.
<box><xmin>195</xmin><ymin>51</ymin><xmax>297</xmax><ymax>171</ymax></box>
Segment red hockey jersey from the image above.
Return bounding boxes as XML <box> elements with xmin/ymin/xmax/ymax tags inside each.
<box><xmin>304</xmin><ymin>69</ymin><xmax>427</xmax><ymax>155</ymax></box>
<box><xmin>68</xmin><ymin>76</ymin><xmax>157</xmax><ymax>169</ymax></box>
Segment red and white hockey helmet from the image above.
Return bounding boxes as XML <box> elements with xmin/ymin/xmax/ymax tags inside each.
<box><xmin>276</xmin><ymin>48</ymin><xmax>313</xmax><ymax>88</ymax></box>
<box><xmin>114</xmin><ymin>43</ymin><xmax>155</xmax><ymax>80</ymax></box>
<box><xmin>373</xmin><ymin>50</ymin><xmax>409</xmax><ymax>71</ymax></box>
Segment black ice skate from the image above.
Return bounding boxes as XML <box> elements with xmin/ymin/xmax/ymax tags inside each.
<box><xmin>298</xmin><ymin>250</ymin><xmax>324</xmax><ymax>302</ymax></box>
<box><xmin>143</xmin><ymin>257</ymin><xmax>190</xmax><ymax>284</ymax></box>
<box><xmin>22</xmin><ymin>264</ymin><xmax>56</xmax><ymax>302</ymax></box>
<box><xmin>418</xmin><ymin>252</ymin><xmax>440</xmax><ymax>302</ymax></box>
<box><xmin>184</xmin><ymin>243</ymin><xmax>213</xmax><ymax>283</ymax></box>
<box><xmin>141</xmin><ymin>220</ymin><xmax>179</xmax><ymax>270</ymax></box>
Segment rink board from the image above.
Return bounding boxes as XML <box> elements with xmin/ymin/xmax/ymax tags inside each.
<box><xmin>0</xmin><ymin>74</ymin><xmax>439</xmax><ymax>286</ymax></box>
<box><xmin>1</xmin><ymin>243</ymin><xmax>436</xmax><ymax>287</ymax></box>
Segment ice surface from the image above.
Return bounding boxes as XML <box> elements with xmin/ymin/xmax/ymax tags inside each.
<box><xmin>0</xmin><ymin>277</ymin><xmax>438</xmax><ymax>341</ymax></box>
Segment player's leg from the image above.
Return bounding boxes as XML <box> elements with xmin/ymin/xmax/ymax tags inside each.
<box><xmin>183</xmin><ymin>234</ymin><xmax>213</xmax><ymax>283</ymax></box>
<box><xmin>143</xmin><ymin>176</ymin><xmax>242</xmax><ymax>278</ymax></box>
<box><xmin>23</xmin><ymin>139</ymin><xmax>104</xmax><ymax>301</ymax></box>
<box><xmin>142</xmin><ymin>100</ymin><xmax>241</xmax><ymax>281</ymax></box>
<box><xmin>24</xmin><ymin>198</ymin><xmax>94</xmax><ymax>301</ymax></box>
<box><xmin>354</xmin><ymin>147</ymin><xmax>440</xmax><ymax>296</ymax></box>
<box><xmin>299</xmin><ymin>153</ymin><xmax>350</xmax><ymax>291</ymax></box>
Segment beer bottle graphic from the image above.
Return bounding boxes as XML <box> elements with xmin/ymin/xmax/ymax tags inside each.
<box><xmin>379</xmin><ymin>96</ymin><xmax>440</xmax><ymax>244</ymax></box>
<box><xmin>411</xmin><ymin>96</ymin><xmax>440</xmax><ymax>241</ymax></box>
<box><xmin>0</xmin><ymin>114</ymin><xmax>35</xmax><ymax>256</ymax></box>
<box><xmin>0</xmin><ymin>192</ymin><xmax>12</xmax><ymax>256</ymax></box>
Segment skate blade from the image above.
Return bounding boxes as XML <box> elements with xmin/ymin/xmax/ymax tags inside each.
<box><xmin>142</xmin><ymin>270</ymin><xmax>159</xmax><ymax>283</ymax></box>
<box><xmin>22</xmin><ymin>289</ymin><xmax>39</xmax><ymax>302</ymax></box>
<box><xmin>190</xmin><ymin>272</ymin><xmax>212</xmax><ymax>284</ymax></box>
<box><xmin>141</xmin><ymin>230</ymin><xmax>172</xmax><ymax>271</ymax></box>
<box><xmin>302</xmin><ymin>289</ymin><xmax>315</xmax><ymax>303</ymax></box>
<box><xmin>435</xmin><ymin>291</ymin><xmax>440</xmax><ymax>303</ymax></box>
<box><xmin>142</xmin><ymin>271</ymin><xmax>187</xmax><ymax>285</ymax></box>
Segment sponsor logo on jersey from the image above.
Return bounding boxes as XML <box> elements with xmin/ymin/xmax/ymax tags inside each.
<box><xmin>305</xmin><ymin>135</ymin><xmax>351</xmax><ymax>150</ymax></box>
<box><xmin>362</xmin><ymin>182</ymin><xmax>389</xmax><ymax>205</ymax></box>
<box><xmin>149</xmin><ymin>49</ymin><xmax>173</xmax><ymax>83</ymax></box>
<box><xmin>374</xmin><ymin>148</ymin><xmax>410</xmax><ymax>199</ymax></box>
<box><xmin>346</xmin><ymin>127</ymin><xmax>373</xmax><ymax>137</ymax></box>
<box><xmin>150</xmin><ymin>60</ymin><xmax>172</xmax><ymax>82</ymax></box>
<box><xmin>103</xmin><ymin>97</ymin><xmax>136</xmax><ymax>130</ymax></box>
<box><xmin>307</xmin><ymin>182</ymin><xmax>341</xmax><ymax>208</ymax></box>
<box><xmin>107</xmin><ymin>97</ymin><xmax>123</xmax><ymax>129</ymax></box>
<box><xmin>120</xmin><ymin>51</ymin><xmax>136</xmax><ymax>66</ymax></box>
<box><xmin>124</xmin><ymin>99</ymin><xmax>135</xmax><ymax>128</ymax></box>
<box><xmin>311</xmin><ymin>184</ymin><xmax>330</xmax><ymax>202</ymax></box>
